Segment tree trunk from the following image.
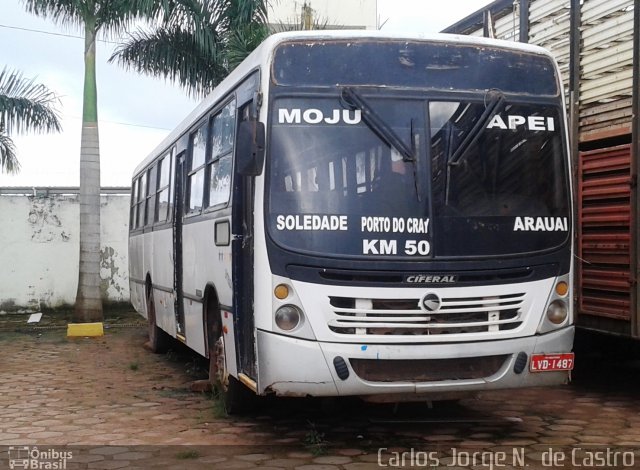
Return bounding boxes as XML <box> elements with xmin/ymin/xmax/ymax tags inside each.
<box><xmin>74</xmin><ymin>17</ymin><xmax>103</xmax><ymax>322</ymax></box>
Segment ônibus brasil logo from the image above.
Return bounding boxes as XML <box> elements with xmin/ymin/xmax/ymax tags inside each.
<box><xmin>8</xmin><ymin>446</ymin><xmax>73</xmax><ymax>470</ymax></box>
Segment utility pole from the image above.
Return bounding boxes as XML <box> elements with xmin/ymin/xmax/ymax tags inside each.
<box><xmin>302</xmin><ymin>2</ymin><xmax>314</xmax><ymax>30</ymax></box>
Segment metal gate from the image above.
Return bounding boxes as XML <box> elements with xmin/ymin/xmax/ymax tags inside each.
<box><xmin>578</xmin><ymin>144</ymin><xmax>632</xmax><ymax>322</ymax></box>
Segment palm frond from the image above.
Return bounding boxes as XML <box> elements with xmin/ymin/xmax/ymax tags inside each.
<box><xmin>23</xmin><ymin>0</ymin><xmax>187</xmax><ymax>39</ymax></box>
<box><xmin>98</xmin><ymin>0</ymin><xmax>188</xmax><ymax>36</ymax></box>
<box><xmin>162</xmin><ymin>0</ymin><xmax>227</xmax><ymax>54</ymax></box>
<box><xmin>225</xmin><ymin>0</ymin><xmax>268</xmax><ymax>27</ymax></box>
<box><xmin>0</xmin><ymin>130</ymin><xmax>20</xmax><ymax>174</ymax></box>
<box><xmin>21</xmin><ymin>0</ymin><xmax>87</xmax><ymax>30</ymax></box>
<box><xmin>100</xmin><ymin>0</ymin><xmax>172</xmax><ymax>26</ymax></box>
<box><xmin>110</xmin><ymin>0</ymin><xmax>269</xmax><ymax>95</ymax></box>
<box><xmin>0</xmin><ymin>67</ymin><xmax>62</xmax><ymax>136</ymax></box>
<box><xmin>226</xmin><ymin>23</ymin><xmax>269</xmax><ymax>70</ymax></box>
<box><xmin>110</xmin><ymin>28</ymin><xmax>228</xmax><ymax>97</ymax></box>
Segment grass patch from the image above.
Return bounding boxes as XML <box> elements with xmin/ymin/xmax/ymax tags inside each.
<box><xmin>184</xmin><ymin>357</ymin><xmax>207</xmax><ymax>378</ymax></box>
<box><xmin>175</xmin><ymin>449</ymin><xmax>200</xmax><ymax>460</ymax></box>
<box><xmin>204</xmin><ymin>389</ymin><xmax>228</xmax><ymax>419</ymax></box>
<box><xmin>0</xmin><ymin>331</ymin><xmax>28</xmax><ymax>342</ymax></box>
<box><xmin>165</xmin><ymin>349</ymin><xmax>180</xmax><ymax>362</ymax></box>
<box><xmin>158</xmin><ymin>388</ymin><xmax>191</xmax><ymax>398</ymax></box>
<box><xmin>304</xmin><ymin>421</ymin><xmax>328</xmax><ymax>456</ymax></box>
<box><xmin>128</xmin><ymin>362</ymin><xmax>139</xmax><ymax>371</ymax></box>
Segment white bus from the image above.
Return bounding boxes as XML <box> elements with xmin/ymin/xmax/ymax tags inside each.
<box><xmin>129</xmin><ymin>31</ymin><xmax>575</xmax><ymax>412</ymax></box>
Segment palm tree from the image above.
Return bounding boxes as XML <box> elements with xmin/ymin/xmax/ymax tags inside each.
<box><xmin>22</xmin><ymin>0</ymin><xmax>171</xmax><ymax>322</ymax></box>
<box><xmin>0</xmin><ymin>66</ymin><xmax>61</xmax><ymax>174</ymax></box>
<box><xmin>110</xmin><ymin>0</ymin><xmax>269</xmax><ymax>97</ymax></box>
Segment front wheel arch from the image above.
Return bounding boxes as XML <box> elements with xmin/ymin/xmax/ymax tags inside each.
<box><xmin>202</xmin><ymin>284</ymin><xmax>257</xmax><ymax>414</ymax></box>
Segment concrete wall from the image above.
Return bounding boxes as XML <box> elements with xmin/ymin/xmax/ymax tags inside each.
<box><xmin>269</xmin><ymin>0</ymin><xmax>377</xmax><ymax>30</ymax></box>
<box><xmin>0</xmin><ymin>189</ymin><xmax>130</xmax><ymax>312</ymax></box>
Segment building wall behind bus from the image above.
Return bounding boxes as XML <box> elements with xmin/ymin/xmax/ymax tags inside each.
<box><xmin>268</xmin><ymin>0</ymin><xmax>377</xmax><ymax>30</ymax></box>
<box><xmin>0</xmin><ymin>190</ymin><xmax>130</xmax><ymax>312</ymax></box>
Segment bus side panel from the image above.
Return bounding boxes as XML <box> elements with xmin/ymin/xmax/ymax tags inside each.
<box><xmin>207</xmin><ymin>216</ymin><xmax>234</xmax><ymax>308</ymax></box>
<box><xmin>142</xmin><ymin>230</ymin><xmax>153</xmax><ymax>316</ymax></box>
<box><xmin>183</xmin><ymin>299</ymin><xmax>205</xmax><ymax>356</ymax></box>
<box><xmin>128</xmin><ymin>233</ymin><xmax>146</xmax><ymax>316</ymax></box>
<box><xmin>150</xmin><ymin>228</ymin><xmax>175</xmax><ymax>293</ymax></box>
<box><xmin>181</xmin><ymin>220</ymin><xmax>206</xmax><ymax>354</ymax></box>
<box><xmin>181</xmin><ymin>215</ymin><xmax>234</xmax><ymax>357</ymax></box>
<box><xmin>150</xmin><ymin>228</ymin><xmax>177</xmax><ymax>337</ymax></box>
<box><xmin>252</xmin><ymin>176</ymin><xmax>271</xmax><ymax>333</ymax></box>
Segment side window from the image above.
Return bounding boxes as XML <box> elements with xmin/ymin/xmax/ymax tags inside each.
<box><xmin>187</xmin><ymin>123</ymin><xmax>207</xmax><ymax>214</ymax></box>
<box><xmin>168</xmin><ymin>148</ymin><xmax>176</xmax><ymax>220</ymax></box>
<box><xmin>156</xmin><ymin>152</ymin><xmax>171</xmax><ymax>222</ymax></box>
<box><xmin>136</xmin><ymin>173</ymin><xmax>147</xmax><ymax>228</ymax></box>
<box><xmin>130</xmin><ymin>179</ymin><xmax>138</xmax><ymax>230</ymax></box>
<box><xmin>208</xmin><ymin>99</ymin><xmax>235</xmax><ymax>208</ymax></box>
<box><xmin>145</xmin><ymin>165</ymin><xmax>157</xmax><ymax>226</ymax></box>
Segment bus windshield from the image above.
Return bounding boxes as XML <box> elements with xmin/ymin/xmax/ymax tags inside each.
<box><xmin>267</xmin><ymin>93</ymin><xmax>570</xmax><ymax>259</ymax></box>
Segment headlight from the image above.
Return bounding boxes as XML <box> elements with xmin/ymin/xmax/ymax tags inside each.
<box><xmin>275</xmin><ymin>305</ymin><xmax>302</xmax><ymax>331</ymax></box>
<box><xmin>546</xmin><ymin>300</ymin><xmax>568</xmax><ymax>324</ymax></box>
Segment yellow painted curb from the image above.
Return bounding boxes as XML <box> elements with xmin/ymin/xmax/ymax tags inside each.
<box><xmin>67</xmin><ymin>322</ymin><xmax>104</xmax><ymax>337</ymax></box>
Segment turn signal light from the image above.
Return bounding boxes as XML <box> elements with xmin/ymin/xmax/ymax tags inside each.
<box><xmin>555</xmin><ymin>281</ymin><xmax>569</xmax><ymax>297</ymax></box>
<box><xmin>274</xmin><ymin>284</ymin><xmax>290</xmax><ymax>300</ymax></box>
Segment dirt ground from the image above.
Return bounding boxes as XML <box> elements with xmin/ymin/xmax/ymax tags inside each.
<box><xmin>1</xmin><ymin>313</ymin><xmax>640</xmax><ymax>469</ymax></box>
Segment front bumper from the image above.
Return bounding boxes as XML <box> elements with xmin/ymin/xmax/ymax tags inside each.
<box><xmin>256</xmin><ymin>326</ymin><xmax>574</xmax><ymax>398</ymax></box>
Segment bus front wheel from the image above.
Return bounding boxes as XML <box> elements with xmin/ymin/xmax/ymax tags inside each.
<box><xmin>208</xmin><ymin>311</ymin><xmax>256</xmax><ymax>414</ymax></box>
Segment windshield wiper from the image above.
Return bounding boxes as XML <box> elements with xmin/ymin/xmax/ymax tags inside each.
<box><xmin>448</xmin><ymin>90</ymin><xmax>505</xmax><ymax>167</ymax></box>
<box><xmin>340</xmin><ymin>87</ymin><xmax>415</xmax><ymax>162</ymax></box>
<box><xmin>444</xmin><ymin>90</ymin><xmax>505</xmax><ymax>207</ymax></box>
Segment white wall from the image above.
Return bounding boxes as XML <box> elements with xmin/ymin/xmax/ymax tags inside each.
<box><xmin>269</xmin><ymin>0</ymin><xmax>378</xmax><ymax>30</ymax></box>
<box><xmin>0</xmin><ymin>191</ymin><xmax>130</xmax><ymax>312</ymax></box>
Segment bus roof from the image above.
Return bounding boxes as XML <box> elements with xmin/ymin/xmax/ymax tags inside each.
<box><xmin>133</xmin><ymin>31</ymin><xmax>556</xmax><ymax>177</ymax></box>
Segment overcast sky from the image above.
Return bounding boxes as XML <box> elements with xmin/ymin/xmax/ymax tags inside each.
<box><xmin>0</xmin><ymin>0</ymin><xmax>491</xmax><ymax>187</ymax></box>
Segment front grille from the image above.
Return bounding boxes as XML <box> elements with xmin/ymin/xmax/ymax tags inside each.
<box><xmin>328</xmin><ymin>293</ymin><xmax>525</xmax><ymax>336</ymax></box>
<box><xmin>350</xmin><ymin>355</ymin><xmax>510</xmax><ymax>382</ymax></box>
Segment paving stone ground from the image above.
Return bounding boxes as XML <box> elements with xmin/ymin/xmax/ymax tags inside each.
<box><xmin>1</xmin><ymin>319</ymin><xmax>639</xmax><ymax>469</ymax></box>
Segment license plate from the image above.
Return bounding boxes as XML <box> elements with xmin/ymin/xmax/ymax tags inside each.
<box><xmin>529</xmin><ymin>353</ymin><xmax>575</xmax><ymax>372</ymax></box>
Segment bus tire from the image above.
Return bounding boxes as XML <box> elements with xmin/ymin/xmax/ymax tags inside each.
<box><xmin>207</xmin><ymin>304</ymin><xmax>257</xmax><ymax>414</ymax></box>
<box><xmin>146</xmin><ymin>289</ymin><xmax>170</xmax><ymax>353</ymax></box>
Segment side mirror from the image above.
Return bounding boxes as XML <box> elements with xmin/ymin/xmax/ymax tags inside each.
<box><xmin>236</xmin><ymin>120</ymin><xmax>265</xmax><ymax>176</ymax></box>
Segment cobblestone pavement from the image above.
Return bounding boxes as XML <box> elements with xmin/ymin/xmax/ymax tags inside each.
<box><xmin>0</xmin><ymin>322</ymin><xmax>639</xmax><ymax>469</ymax></box>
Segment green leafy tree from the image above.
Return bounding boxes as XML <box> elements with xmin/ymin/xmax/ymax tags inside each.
<box><xmin>110</xmin><ymin>0</ymin><xmax>269</xmax><ymax>97</ymax></box>
<box><xmin>22</xmin><ymin>0</ymin><xmax>169</xmax><ymax>322</ymax></box>
<box><xmin>0</xmin><ymin>67</ymin><xmax>61</xmax><ymax>173</ymax></box>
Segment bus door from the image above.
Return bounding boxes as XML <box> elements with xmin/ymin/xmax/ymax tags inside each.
<box><xmin>231</xmin><ymin>98</ymin><xmax>260</xmax><ymax>380</ymax></box>
<box><xmin>173</xmin><ymin>150</ymin><xmax>187</xmax><ymax>339</ymax></box>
